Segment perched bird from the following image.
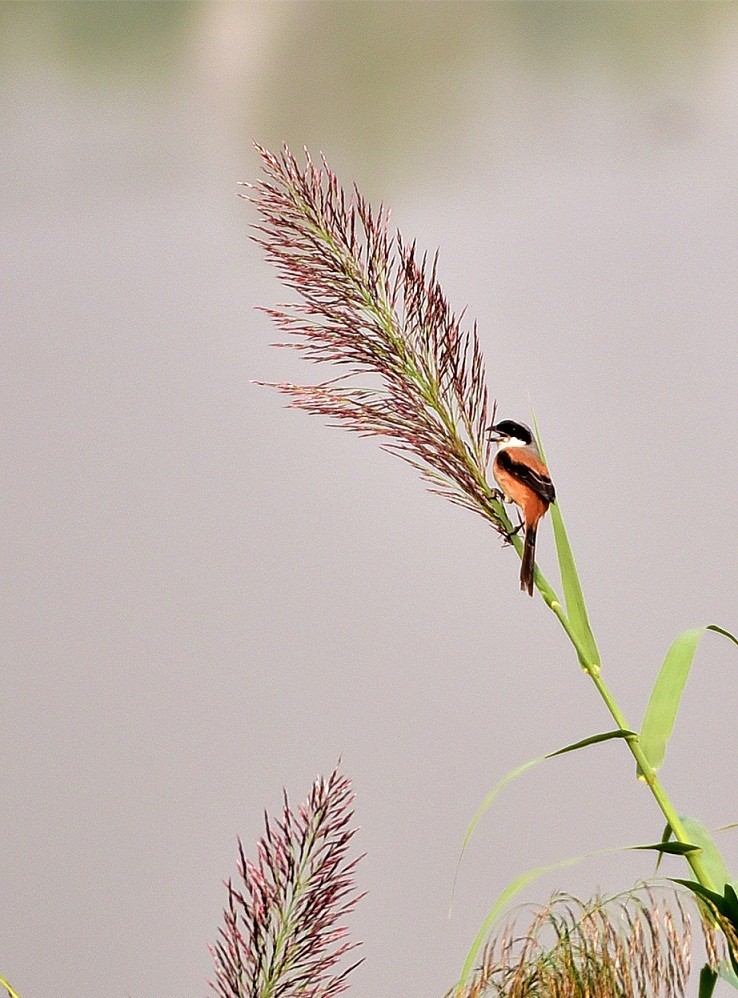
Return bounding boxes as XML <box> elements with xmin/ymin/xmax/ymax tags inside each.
<box><xmin>488</xmin><ymin>419</ymin><xmax>556</xmax><ymax>596</ymax></box>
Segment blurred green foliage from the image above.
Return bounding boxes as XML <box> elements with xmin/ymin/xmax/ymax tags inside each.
<box><xmin>0</xmin><ymin>0</ymin><xmax>198</xmax><ymax>77</ymax></box>
<box><xmin>2</xmin><ymin>1</ymin><xmax>735</xmax><ymax>184</ymax></box>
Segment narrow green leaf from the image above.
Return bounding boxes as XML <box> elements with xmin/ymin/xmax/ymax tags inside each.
<box><xmin>719</xmin><ymin>960</ymin><xmax>738</xmax><ymax>990</ymax></box>
<box><xmin>640</xmin><ymin>625</ymin><xmax>737</xmax><ymax>774</ymax></box>
<box><xmin>632</xmin><ymin>841</ymin><xmax>700</xmax><ymax>855</ymax></box>
<box><xmin>707</xmin><ymin>624</ymin><xmax>738</xmax><ymax>646</ymax></box>
<box><xmin>456</xmin><ymin>853</ymin><xmax>588</xmax><ymax>989</ymax></box>
<box><xmin>549</xmin><ymin>503</ymin><xmax>601</xmax><ymax>669</ymax></box>
<box><xmin>640</xmin><ymin>628</ymin><xmax>702</xmax><ymax>772</ymax></box>
<box><xmin>450</xmin><ymin>756</ymin><xmax>542</xmax><ymax>912</ymax></box>
<box><xmin>673</xmin><ymin>880</ymin><xmax>738</xmax><ymax>919</ymax></box>
<box><xmin>461</xmin><ymin>757</ymin><xmax>543</xmax><ymax>852</ymax></box>
<box><xmin>531</xmin><ymin>412</ymin><xmax>600</xmax><ymax>671</ymax></box>
<box><xmin>454</xmin><ymin>729</ymin><xmax>637</xmax><ymax>906</ymax></box>
<box><xmin>680</xmin><ymin>816</ymin><xmax>732</xmax><ymax>893</ymax></box>
<box><xmin>546</xmin><ymin>728</ymin><xmax>637</xmax><ymax>758</ymax></box>
<box><xmin>699</xmin><ymin>964</ymin><xmax>718</xmax><ymax>998</ymax></box>
<box><xmin>452</xmin><ymin>731</ymin><xmax>634</xmax><ymax>912</ymax></box>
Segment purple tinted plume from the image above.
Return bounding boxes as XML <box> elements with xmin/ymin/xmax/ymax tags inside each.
<box><xmin>245</xmin><ymin>144</ymin><xmax>508</xmax><ymax>536</ymax></box>
<box><xmin>210</xmin><ymin>767</ymin><xmax>363</xmax><ymax>998</ymax></box>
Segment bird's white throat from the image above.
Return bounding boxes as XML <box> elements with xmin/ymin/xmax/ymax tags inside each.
<box><xmin>496</xmin><ymin>436</ymin><xmax>529</xmax><ymax>451</ymax></box>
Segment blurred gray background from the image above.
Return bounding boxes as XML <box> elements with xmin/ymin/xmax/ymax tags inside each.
<box><xmin>1</xmin><ymin>2</ymin><xmax>736</xmax><ymax>995</ymax></box>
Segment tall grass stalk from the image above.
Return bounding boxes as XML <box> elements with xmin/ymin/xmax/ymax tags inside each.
<box><xmin>245</xmin><ymin>144</ymin><xmax>733</xmax><ymax>952</ymax></box>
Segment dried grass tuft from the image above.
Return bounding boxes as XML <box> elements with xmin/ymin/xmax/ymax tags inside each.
<box><xmin>451</xmin><ymin>888</ymin><xmax>714</xmax><ymax>998</ymax></box>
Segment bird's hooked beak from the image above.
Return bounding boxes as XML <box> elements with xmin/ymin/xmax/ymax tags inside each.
<box><xmin>486</xmin><ymin>424</ymin><xmax>504</xmax><ymax>443</ymax></box>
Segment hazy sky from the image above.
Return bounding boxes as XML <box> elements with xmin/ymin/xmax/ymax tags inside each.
<box><xmin>1</xmin><ymin>3</ymin><xmax>737</xmax><ymax>996</ymax></box>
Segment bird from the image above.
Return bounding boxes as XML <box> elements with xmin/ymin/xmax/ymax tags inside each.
<box><xmin>487</xmin><ymin>419</ymin><xmax>556</xmax><ymax>596</ymax></box>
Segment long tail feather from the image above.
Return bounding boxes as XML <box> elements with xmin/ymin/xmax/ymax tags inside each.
<box><xmin>520</xmin><ymin>526</ymin><xmax>537</xmax><ymax>596</ymax></box>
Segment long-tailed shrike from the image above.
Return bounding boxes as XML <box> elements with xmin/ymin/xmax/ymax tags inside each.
<box><xmin>488</xmin><ymin>419</ymin><xmax>556</xmax><ymax>596</ymax></box>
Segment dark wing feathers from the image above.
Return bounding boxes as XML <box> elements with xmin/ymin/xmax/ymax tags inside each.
<box><xmin>497</xmin><ymin>449</ymin><xmax>556</xmax><ymax>504</ymax></box>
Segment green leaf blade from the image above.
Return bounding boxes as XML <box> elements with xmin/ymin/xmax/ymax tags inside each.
<box><xmin>707</xmin><ymin>624</ymin><xmax>738</xmax><ymax>646</ymax></box>
<box><xmin>545</xmin><ymin>729</ymin><xmax>637</xmax><ymax>758</ymax></box>
<box><xmin>640</xmin><ymin>625</ymin><xmax>738</xmax><ymax>773</ymax></box>
<box><xmin>679</xmin><ymin>816</ymin><xmax>732</xmax><ymax>893</ymax></box>
<box><xmin>450</xmin><ymin>756</ymin><xmax>543</xmax><ymax>912</ymax></box>
<box><xmin>673</xmin><ymin>878</ymin><xmax>738</xmax><ymax>979</ymax></box>
<box><xmin>719</xmin><ymin>960</ymin><xmax>738</xmax><ymax>990</ymax></box>
<box><xmin>453</xmin><ymin>730</ymin><xmax>634</xmax><ymax>910</ymax></box>
<box><xmin>549</xmin><ymin>502</ymin><xmax>600</xmax><ymax>667</ymax></box>
<box><xmin>640</xmin><ymin>628</ymin><xmax>702</xmax><ymax>772</ymax></box>
<box><xmin>699</xmin><ymin>964</ymin><xmax>718</xmax><ymax>998</ymax></box>
<box><xmin>655</xmin><ymin>822</ymin><xmax>674</xmax><ymax>873</ymax></box>
<box><xmin>531</xmin><ymin>413</ymin><xmax>600</xmax><ymax>671</ymax></box>
<box><xmin>632</xmin><ymin>841</ymin><xmax>700</xmax><ymax>856</ymax></box>
<box><xmin>460</xmin><ymin>729</ymin><xmax>636</xmax><ymax>867</ymax></box>
<box><xmin>458</xmin><ymin>758</ymin><xmax>542</xmax><ymax>857</ymax></box>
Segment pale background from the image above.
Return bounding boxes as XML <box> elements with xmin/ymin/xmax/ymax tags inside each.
<box><xmin>1</xmin><ymin>3</ymin><xmax>736</xmax><ymax>996</ymax></box>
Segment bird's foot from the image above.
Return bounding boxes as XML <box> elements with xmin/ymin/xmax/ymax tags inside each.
<box><xmin>502</xmin><ymin>519</ymin><xmax>524</xmax><ymax>546</ymax></box>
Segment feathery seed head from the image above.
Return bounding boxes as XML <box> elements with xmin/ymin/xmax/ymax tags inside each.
<box><xmin>210</xmin><ymin>766</ymin><xmax>363</xmax><ymax>998</ymax></box>
<box><xmin>247</xmin><ymin>144</ymin><xmax>508</xmax><ymax>536</ymax></box>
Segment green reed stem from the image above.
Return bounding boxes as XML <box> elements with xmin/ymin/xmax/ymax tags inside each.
<box><xmin>496</xmin><ymin>508</ymin><xmax>715</xmax><ymax>892</ymax></box>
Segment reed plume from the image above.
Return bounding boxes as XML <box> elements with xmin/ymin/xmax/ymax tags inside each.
<box><xmin>244</xmin><ymin>144</ymin><xmax>510</xmax><ymax>535</ymax></box>
<box><xmin>210</xmin><ymin>767</ymin><xmax>363</xmax><ymax>998</ymax></box>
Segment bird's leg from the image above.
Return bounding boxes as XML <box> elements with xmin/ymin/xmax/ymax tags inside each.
<box><xmin>502</xmin><ymin>514</ymin><xmax>524</xmax><ymax>546</ymax></box>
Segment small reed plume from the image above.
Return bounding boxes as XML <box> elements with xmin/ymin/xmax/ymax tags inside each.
<box><xmin>245</xmin><ymin>144</ymin><xmax>510</xmax><ymax>535</ymax></box>
<box><xmin>452</xmin><ymin>888</ymin><xmax>703</xmax><ymax>998</ymax></box>
<box><xmin>210</xmin><ymin>767</ymin><xmax>363</xmax><ymax>998</ymax></box>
